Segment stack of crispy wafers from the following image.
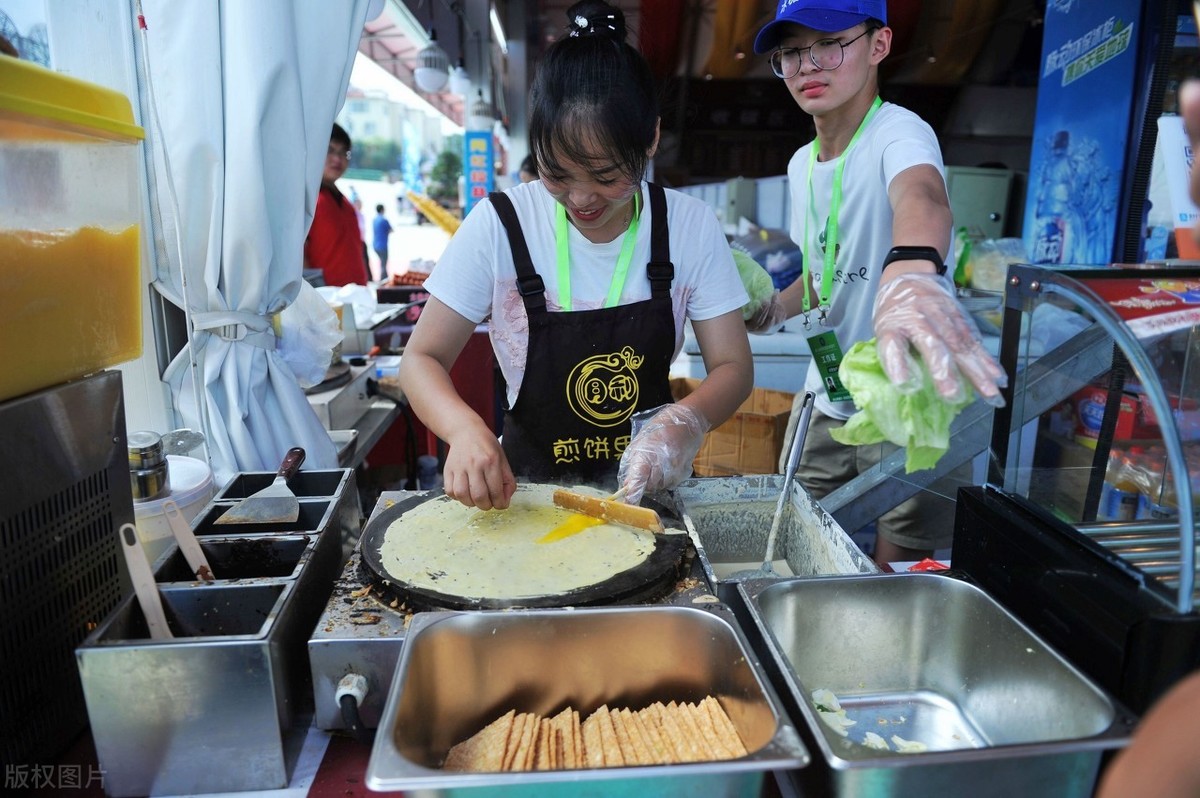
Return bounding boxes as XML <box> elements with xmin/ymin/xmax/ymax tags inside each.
<box><xmin>443</xmin><ymin>696</ymin><xmax>748</xmax><ymax>772</ymax></box>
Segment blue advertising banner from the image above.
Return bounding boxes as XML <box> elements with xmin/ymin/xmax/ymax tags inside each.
<box><xmin>1023</xmin><ymin>1</ymin><xmax>1142</xmax><ymax>265</ymax></box>
<box><xmin>464</xmin><ymin>131</ymin><xmax>494</xmax><ymax>216</ymax></box>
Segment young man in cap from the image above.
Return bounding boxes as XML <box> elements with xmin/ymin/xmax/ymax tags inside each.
<box><xmin>747</xmin><ymin>0</ymin><xmax>1006</xmax><ymax>566</ymax></box>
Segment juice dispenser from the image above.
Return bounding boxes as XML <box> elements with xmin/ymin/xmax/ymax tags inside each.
<box><xmin>0</xmin><ymin>57</ymin><xmax>145</xmax><ymax>402</ymax></box>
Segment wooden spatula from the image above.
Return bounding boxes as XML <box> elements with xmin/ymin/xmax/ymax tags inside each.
<box><xmin>551</xmin><ymin>488</ymin><xmax>665</xmax><ymax>533</ymax></box>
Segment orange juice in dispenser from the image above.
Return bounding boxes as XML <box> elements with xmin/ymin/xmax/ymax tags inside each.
<box><xmin>0</xmin><ymin>57</ymin><xmax>145</xmax><ymax>402</ymax></box>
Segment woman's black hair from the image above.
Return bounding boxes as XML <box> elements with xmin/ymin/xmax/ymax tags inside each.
<box><xmin>528</xmin><ymin>0</ymin><xmax>658</xmax><ymax>185</ymax></box>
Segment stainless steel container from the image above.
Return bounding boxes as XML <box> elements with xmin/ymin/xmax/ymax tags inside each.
<box><xmin>366</xmin><ymin>604</ymin><xmax>809</xmax><ymax>796</ymax></box>
<box><xmin>75</xmin><ymin>468</ymin><xmax>361</xmax><ymax>796</ymax></box>
<box><xmin>76</xmin><ymin>583</ymin><xmax>306</xmax><ymax>796</ymax></box>
<box><xmin>739</xmin><ymin>573</ymin><xmax>1135</xmax><ymax>798</ymax></box>
<box><xmin>673</xmin><ymin>476</ymin><xmax>878</xmax><ymax>585</ymax></box>
<box><xmin>128</xmin><ymin>430</ymin><xmax>168</xmax><ymax>501</ymax></box>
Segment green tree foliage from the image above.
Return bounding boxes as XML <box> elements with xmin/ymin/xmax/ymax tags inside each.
<box><xmin>428</xmin><ymin>148</ymin><xmax>463</xmax><ymax>204</ymax></box>
<box><xmin>350</xmin><ymin>139</ymin><xmax>402</xmax><ymax>173</ymax></box>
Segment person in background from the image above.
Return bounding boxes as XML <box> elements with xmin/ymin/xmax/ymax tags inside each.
<box><xmin>518</xmin><ymin>154</ymin><xmax>538</xmax><ymax>184</ymax></box>
<box><xmin>398</xmin><ymin>0</ymin><xmax>753</xmax><ymax>511</ymax></box>
<box><xmin>372</xmin><ymin>203</ymin><xmax>393</xmax><ymax>280</ymax></box>
<box><xmin>1094</xmin><ymin>78</ymin><xmax>1200</xmax><ymax>798</ymax></box>
<box><xmin>747</xmin><ymin>0</ymin><xmax>1006</xmax><ymax>567</ymax></box>
<box><xmin>352</xmin><ymin>194</ymin><xmax>369</xmax><ymax>276</ymax></box>
<box><xmin>304</xmin><ymin>123</ymin><xmax>368</xmax><ymax>286</ymax></box>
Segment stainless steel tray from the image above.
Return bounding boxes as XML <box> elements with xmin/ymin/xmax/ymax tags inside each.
<box><xmin>673</xmin><ymin>475</ymin><xmax>877</xmax><ymax>585</ymax></box>
<box><xmin>738</xmin><ymin>573</ymin><xmax>1135</xmax><ymax>798</ymax></box>
<box><xmin>366</xmin><ymin>604</ymin><xmax>809</xmax><ymax>796</ymax></box>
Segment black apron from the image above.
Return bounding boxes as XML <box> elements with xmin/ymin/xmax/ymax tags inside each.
<box><xmin>489</xmin><ymin>184</ymin><xmax>677</xmax><ymax>488</ymax></box>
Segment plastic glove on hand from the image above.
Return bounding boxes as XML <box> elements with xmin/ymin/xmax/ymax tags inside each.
<box><xmin>617</xmin><ymin>404</ymin><xmax>709</xmax><ymax>505</ymax></box>
<box><xmin>873</xmin><ymin>273</ymin><xmax>1007</xmax><ymax>406</ymax></box>
<box><xmin>745</xmin><ymin>290</ymin><xmax>789</xmax><ymax>335</ymax></box>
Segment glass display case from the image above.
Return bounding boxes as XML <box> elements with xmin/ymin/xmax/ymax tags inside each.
<box><xmin>954</xmin><ymin>264</ymin><xmax>1200</xmax><ymax>714</ymax></box>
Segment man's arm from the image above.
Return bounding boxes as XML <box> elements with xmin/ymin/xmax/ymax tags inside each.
<box><xmin>882</xmin><ymin>163</ymin><xmax>953</xmax><ymax>282</ymax></box>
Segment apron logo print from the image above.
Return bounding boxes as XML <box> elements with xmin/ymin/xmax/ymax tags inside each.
<box><xmin>565</xmin><ymin>346</ymin><xmax>642</xmax><ymax>428</ymax></box>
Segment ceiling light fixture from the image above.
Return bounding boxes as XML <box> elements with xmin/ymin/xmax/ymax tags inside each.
<box><xmin>414</xmin><ymin>28</ymin><xmax>450</xmax><ymax>93</ymax></box>
<box><xmin>468</xmin><ymin>89</ymin><xmax>494</xmax><ymax>131</ymax></box>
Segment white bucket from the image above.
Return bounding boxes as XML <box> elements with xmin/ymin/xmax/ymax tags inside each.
<box><xmin>133</xmin><ymin>455</ymin><xmax>215</xmax><ymax>565</ymax></box>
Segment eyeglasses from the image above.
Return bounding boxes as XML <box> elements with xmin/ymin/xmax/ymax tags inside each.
<box><xmin>769</xmin><ymin>28</ymin><xmax>876</xmax><ymax>79</ymax></box>
<box><xmin>327</xmin><ymin>146</ymin><xmax>351</xmax><ymax>160</ymax></box>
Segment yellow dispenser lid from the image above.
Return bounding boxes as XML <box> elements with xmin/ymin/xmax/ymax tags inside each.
<box><xmin>0</xmin><ymin>56</ymin><xmax>144</xmax><ymax>141</ymax></box>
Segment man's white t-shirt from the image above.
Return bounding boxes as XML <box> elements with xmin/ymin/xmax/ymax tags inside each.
<box><xmin>425</xmin><ymin>181</ymin><xmax>748</xmax><ymax>407</ymax></box>
<box><xmin>787</xmin><ymin>101</ymin><xmax>954</xmax><ymax>420</ymax></box>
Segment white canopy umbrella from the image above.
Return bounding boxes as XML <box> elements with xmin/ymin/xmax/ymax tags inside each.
<box><xmin>138</xmin><ymin>0</ymin><xmax>378</xmax><ymax>486</ymax></box>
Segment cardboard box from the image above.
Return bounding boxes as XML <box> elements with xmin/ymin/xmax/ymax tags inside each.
<box><xmin>670</xmin><ymin>378</ymin><xmax>794</xmax><ymax>476</ymax></box>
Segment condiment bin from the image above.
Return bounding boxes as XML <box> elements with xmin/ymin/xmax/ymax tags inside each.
<box><xmin>737</xmin><ymin>573</ymin><xmax>1135</xmax><ymax>798</ymax></box>
<box><xmin>366</xmin><ymin>604</ymin><xmax>810</xmax><ymax>796</ymax></box>
<box><xmin>0</xmin><ymin>57</ymin><xmax>144</xmax><ymax>402</ymax></box>
<box><xmin>673</xmin><ymin>475</ymin><xmax>878</xmax><ymax>591</ymax></box>
<box><xmin>76</xmin><ymin>468</ymin><xmax>361</xmax><ymax>796</ymax></box>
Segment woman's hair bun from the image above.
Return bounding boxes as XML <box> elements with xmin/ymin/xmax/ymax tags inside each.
<box><xmin>566</xmin><ymin>1</ymin><xmax>625</xmax><ymax>41</ymax></box>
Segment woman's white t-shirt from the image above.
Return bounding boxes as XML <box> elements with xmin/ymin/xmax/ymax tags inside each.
<box><xmin>424</xmin><ymin>181</ymin><xmax>748</xmax><ymax>407</ymax></box>
<box><xmin>786</xmin><ymin>101</ymin><xmax>954</xmax><ymax>420</ymax></box>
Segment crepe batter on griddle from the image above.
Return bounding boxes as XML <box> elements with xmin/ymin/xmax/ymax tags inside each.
<box><xmin>378</xmin><ymin>484</ymin><xmax>656</xmax><ymax>599</ymax></box>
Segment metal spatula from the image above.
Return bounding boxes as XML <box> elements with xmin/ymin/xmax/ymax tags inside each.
<box><xmin>730</xmin><ymin>391</ymin><xmax>815</xmax><ymax>579</ymax></box>
<box><xmin>214</xmin><ymin>447</ymin><xmax>305</xmax><ymax>526</ymax></box>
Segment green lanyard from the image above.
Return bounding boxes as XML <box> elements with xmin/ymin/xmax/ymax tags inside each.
<box><xmin>554</xmin><ymin>192</ymin><xmax>641</xmax><ymax>311</ymax></box>
<box><xmin>803</xmin><ymin>95</ymin><xmax>882</xmax><ymax>325</ymax></box>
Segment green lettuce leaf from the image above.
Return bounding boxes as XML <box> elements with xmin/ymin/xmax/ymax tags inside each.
<box><xmin>828</xmin><ymin>340</ymin><xmax>972</xmax><ymax>472</ymax></box>
<box><xmin>733</xmin><ymin>250</ymin><xmax>776</xmax><ymax>321</ymax></box>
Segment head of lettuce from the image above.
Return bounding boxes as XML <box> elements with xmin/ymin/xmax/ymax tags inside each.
<box><xmin>829</xmin><ymin>340</ymin><xmax>975</xmax><ymax>473</ymax></box>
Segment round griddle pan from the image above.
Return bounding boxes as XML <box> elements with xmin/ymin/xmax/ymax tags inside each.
<box><xmin>358</xmin><ymin>490</ymin><xmax>689</xmax><ymax>611</ymax></box>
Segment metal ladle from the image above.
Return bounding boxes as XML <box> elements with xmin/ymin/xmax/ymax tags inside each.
<box><xmin>730</xmin><ymin>390</ymin><xmax>816</xmax><ymax>580</ymax></box>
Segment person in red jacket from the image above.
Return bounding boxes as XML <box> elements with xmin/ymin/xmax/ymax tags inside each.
<box><xmin>304</xmin><ymin>123</ymin><xmax>368</xmax><ymax>286</ymax></box>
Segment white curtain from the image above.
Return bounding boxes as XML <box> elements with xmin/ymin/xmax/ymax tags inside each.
<box><xmin>138</xmin><ymin>0</ymin><xmax>374</xmax><ymax>486</ymax></box>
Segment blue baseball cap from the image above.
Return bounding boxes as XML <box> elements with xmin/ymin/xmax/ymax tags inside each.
<box><xmin>753</xmin><ymin>0</ymin><xmax>888</xmax><ymax>54</ymax></box>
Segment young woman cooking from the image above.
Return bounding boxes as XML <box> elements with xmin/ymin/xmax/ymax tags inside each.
<box><xmin>397</xmin><ymin>0</ymin><xmax>753</xmax><ymax>511</ymax></box>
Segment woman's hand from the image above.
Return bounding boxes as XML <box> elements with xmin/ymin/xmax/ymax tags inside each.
<box><xmin>618</xmin><ymin>404</ymin><xmax>708</xmax><ymax>504</ymax></box>
<box><xmin>441</xmin><ymin>421</ymin><xmax>517</xmax><ymax>511</ymax></box>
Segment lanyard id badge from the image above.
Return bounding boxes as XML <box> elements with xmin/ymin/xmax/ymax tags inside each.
<box><xmin>807</xmin><ymin>329</ymin><xmax>852</xmax><ymax>402</ymax></box>
<box><xmin>802</xmin><ymin>96</ymin><xmax>882</xmax><ymax>327</ymax></box>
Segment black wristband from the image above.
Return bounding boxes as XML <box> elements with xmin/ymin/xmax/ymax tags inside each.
<box><xmin>882</xmin><ymin>246</ymin><xmax>947</xmax><ymax>276</ymax></box>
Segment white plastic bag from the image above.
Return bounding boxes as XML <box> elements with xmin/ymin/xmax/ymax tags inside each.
<box><xmin>277</xmin><ymin>281</ymin><xmax>343</xmax><ymax>388</ymax></box>
<box><xmin>316</xmin><ymin>283</ymin><xmax>377</xmax><ymax>327</ymax></box>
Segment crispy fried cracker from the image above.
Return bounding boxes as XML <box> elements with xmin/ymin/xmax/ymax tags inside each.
<box><xmin>609</xmin><ymin>707</ymin><xmax>640</xmax><ymax>765</ymax></box>
<box><xmin>618</xmin><ymin>707</ymin><xmax>657</xmax><ymax>765</ymax></box>
<box><xmin>548</xmin><ymin>706</ymin><xmax>574</xmax><ymax>769</ymax></box>
<box><xmin>581</xmin><ymin>710</ymin><xmax>605</xmax><ymax>767</ymax></box>
<box><xmin>535</xmin><ymin>717</ymin><xmax>552</xmax><ymax>770</ymax></box>
<box><xmin>681</xmin><ymin>701</ymin><xmax>719</xmax><ymax>759</ymax></box>
<box><xmin>644</xmin><ymin>702</ymin><xmax>686</xmax><ymax>762</ymax></box>
<box><xmin>689</xmin><ymin>700</ymin><xmax>733</xmax><ymax>759</ymax></box>
<box><xmin>630</xmin><ymin>708</ymin><xmax>669</xmax><ymax>764</ymax></box>
<box><xmin>508</xmin><ymin>712</ymin><xmax>537</xmax><ymax>772</ymax></box>
<box><xmin>594</xmin><ymin>705</ymin><xmax>625</xmax><ymax>766</ymax></box>
<box><xmin>703</xmin><ymin>696</ymin><xmax>748</xmax><ymax>757</ymax></box>
<box><xmin>443</xmin><ymin>709</ymin><xmax>514</xmax><ymax>772</ymax></box>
